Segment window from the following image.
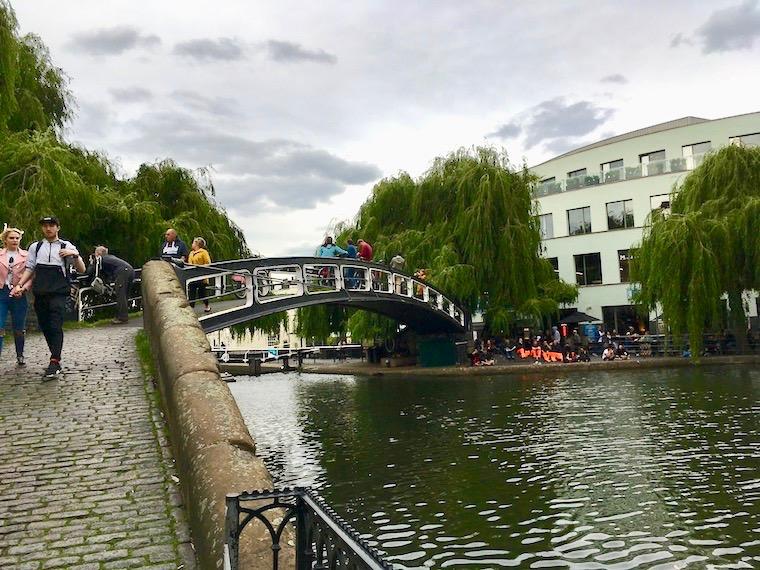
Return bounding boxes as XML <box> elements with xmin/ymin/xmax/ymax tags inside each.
<box><xmin>567</xmin><ymin>206</ymin><xmax>592</xmax><ymax>235</ymax></box>
<box><xmin>548</xmin><ymin>257</ymin><xmax>559</xmax><ymax>279</ymax></box>
<box><xmin>267</xmin><ymin>333</ymin><xmax>280</xmax><ymax>346</ymax></box>
<box><xmin>730</xmin><ymin>132</ymin><xmax>760</xmax><ymax>147</ymax></box>
<box><xmin>567</xmin><ymin>168</ymin><xmax>587</xmax><ymax>178</ymax></box>
<box><xmin>683</xmin><ymin>141</ymin><xmax>711</xmax><ymax>156</ymax></box>
<box><xmin>601</xmin><ymin>159</ymin><xmax>624</xmax><ymax>183</ymax></box>
<box><xmin>650</xmin><ymin>193</ymin><xmax>670</xmax><ymax>212</ymax></box>
<box><xmin>539</xmin><ymin>213</ymin><xmax>554</xmax><ymax>239</ymax></box>
<box><xmin>640</xmin><ymin>149</ymin><xmax>666</xmax><ymax>176</ymax></box>
<box><xmin>606</xmin><ymin>199</ymin><xmax>635</xmax><ymax>230</ymax></box>
<box><xmin>574</xmin><ymin>253</ymin><xmax>602</xmax><ymax>286</ymax></box>
<box><xmin>537</xmin><ymin>177</ymin><xmax>560</xmax><ymax>196</ymax></box>
<box><xmin>618</xmin><ymin>249</ymin><xmax>633</xmax><ymax>282</ymax></box>
<box><xmin>682</xmin><ymin>141</ymin><xmax>711</xmax><ymax>170</ymax></box>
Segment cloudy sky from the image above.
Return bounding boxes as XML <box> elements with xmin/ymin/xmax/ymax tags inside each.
<box><xmin>15</xmin><ymin>0</ymin><xmax>760</xmax><ymax>256</ymax></box>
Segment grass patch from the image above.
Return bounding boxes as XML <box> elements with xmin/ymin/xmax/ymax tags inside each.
<box><xmin>63</xmin><ymin>311</ymin><xmax>143</xmax><ymax>330</ymax></box>
<box><xmin>135</xmin><ymin>329</ymin><xmax>158</xmax><ymax>379</ymax></box>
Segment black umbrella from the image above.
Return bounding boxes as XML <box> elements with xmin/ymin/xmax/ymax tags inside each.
<box><xmin>560</xmin><ymin>311</ymin><xmax>601</xmax><ymax>324</ymax></box>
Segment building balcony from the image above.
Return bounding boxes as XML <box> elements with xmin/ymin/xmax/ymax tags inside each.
<box><xmin>534</xmin><ymin>153</ymin><xmax>707</xmax><ymax>197</ymax></box>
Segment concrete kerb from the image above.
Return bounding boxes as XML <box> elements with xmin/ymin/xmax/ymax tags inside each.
<box><xmin>141</xmin><ymin>261</ymin><xmax>293</xmax><ymax>569</ymax></box>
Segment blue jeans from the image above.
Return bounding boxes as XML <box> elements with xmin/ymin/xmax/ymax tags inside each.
<box><xmin>0</xmin><ymin>285</ymin><xmax>28</xmax><ymax>357</ymax></box>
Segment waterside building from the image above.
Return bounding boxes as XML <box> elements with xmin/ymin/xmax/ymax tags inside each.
<box><xmin>531</xmin><ymin>112</ymin><xmax>760</xmax><ymax>333</ymax></box>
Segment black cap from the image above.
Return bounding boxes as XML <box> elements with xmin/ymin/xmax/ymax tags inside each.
<box><xmin>39</xmin><ymin>216</ymin><xmax>60</xmax><ymax>225</ymax></box>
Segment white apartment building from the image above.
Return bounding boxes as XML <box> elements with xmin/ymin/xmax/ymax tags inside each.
<box><xmin>531</xmin><ymin>112</ymin><xmax>760</xmax><ymax>333</ymax></box>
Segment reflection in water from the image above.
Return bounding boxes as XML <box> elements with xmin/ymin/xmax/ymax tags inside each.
<box><xmin>230</xmin><ymin>367</ymin><xmax>760</xmax><ymax>569</ymax></box>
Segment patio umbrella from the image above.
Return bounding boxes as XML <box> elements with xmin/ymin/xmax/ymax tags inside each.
<box><xmin>560</xmin><ymin>311</ymin><xmax>601</xmax><ymax>324</ymax></box>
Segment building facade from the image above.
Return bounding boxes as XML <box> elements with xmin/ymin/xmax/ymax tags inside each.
<box><xmin>531</xmin><ymin>112</ymin><xmax>760</xmax><ymax>333</ymax></box>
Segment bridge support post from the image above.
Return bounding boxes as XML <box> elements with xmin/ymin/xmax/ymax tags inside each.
<box><xmin>249</xmin><ymin>358</ymin><xmax>262</xmax><ymax>377</ymax></box>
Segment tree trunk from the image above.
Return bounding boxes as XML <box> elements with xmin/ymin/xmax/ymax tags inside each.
<box><xmin>727</xmin><ymin>290</ymin><xmax>748</xmax><ymax>354</ymax></box>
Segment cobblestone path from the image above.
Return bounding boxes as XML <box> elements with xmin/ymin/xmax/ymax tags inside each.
<box><xmin>0</xmin><ymin>325</ymin><xmax>195</xmax><ymax>569</ymax></box>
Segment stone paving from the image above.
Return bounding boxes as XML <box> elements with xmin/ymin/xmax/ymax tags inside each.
<box><xmin>0</xmin><ymin>324</ymin><xmax>196</xmax><ymax>569</ymax></box>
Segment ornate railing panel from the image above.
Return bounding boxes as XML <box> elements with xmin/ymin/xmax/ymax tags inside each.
<box><xmin>171</xmin><ymin>257</ymin><xmax>469</xmax><ymax>335</ymax></box>
<box><xmin>224</xmin><ymin>488</ymin><xmax>392</xmax><ymax>570</ymax></box>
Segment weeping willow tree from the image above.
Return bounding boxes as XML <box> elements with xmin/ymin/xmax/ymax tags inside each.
<box><xmin>298</xmin><ymin>147</ymin><xmax>578</xmax><ymax>342</ymax></box>
<box><xmin>0</xmin><ymin>1</ymin><xmax>249</xmax><ymax>268</ymax></box>
<box><xmin>0</xmin><ymin>1</ymin><xmax>72</xmax><ymax>133</ymax></box>
<box><xmin>0</xmin><ymin>131</ymin><xmax>249</xmax><ymax>266</ymax></box>
<box><xmin>633</xmin><ymin>144</ymin><xmax>760</xmax><ymax>356</ymax></box>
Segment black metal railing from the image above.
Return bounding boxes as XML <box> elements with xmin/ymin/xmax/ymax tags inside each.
<box><xmin>224</xmin><ymin>488</ymin><xmax>393</xmax><ymax>570</ymax></box>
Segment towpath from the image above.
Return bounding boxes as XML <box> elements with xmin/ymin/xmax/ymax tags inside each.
<box><xmin>0</xmin><ymin>323</ymin><xmax>195</xmax><ymax>569</ymax></box>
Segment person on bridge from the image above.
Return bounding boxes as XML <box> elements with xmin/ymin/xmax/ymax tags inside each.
<box><xmin>0</xmin><ymin>226</ymin><xmax>31</xmax><ymax>366</ymax></box>
<box><xmin>12</xmin><ymin>216</ymin><xmax>86</xmax><ymax>380</ymax></box>
<box><xmin>357</xmin><ymin>239</ymin><xmax>373</xmax><ymax>261</ymax></box>
<box><xmin>345</xmin><ymin>239</ymin><xmax>358</xmax><ymax>258</ymax></box>
<box><xmin>86</xmin><ymin>246</ymin><xmax>135</xmax><ymax>324</ymax></box>
<box><xmin>188</xmin><ymin>237</ymin><xmax>212</xmax><ymax>312</ymax></box>
<box><xmin>159</xmin><ymin>228</ymin><xmax>189</xmax><ymax>262</ymax></box>
<box><xmin>317</xmin><ymin>237</ymin><xmax>348</xmax><ymax>257</ymax></box>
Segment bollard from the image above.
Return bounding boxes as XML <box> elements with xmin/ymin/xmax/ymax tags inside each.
<box><xmin>248</xmin><ymin>358</ymin><xmax>262</xmax><ymax>377</ymax></box>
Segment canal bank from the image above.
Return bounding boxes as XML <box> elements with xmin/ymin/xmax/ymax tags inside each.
<box><xmin>220</xmin><ymin>353</ymin><xmax>760</xmax><ymax>378</ymax></box>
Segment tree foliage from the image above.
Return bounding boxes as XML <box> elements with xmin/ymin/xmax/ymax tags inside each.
<box><xmin>633</xmin><ymin>145</ymin><xmax>760</xmax><ymax>355</ymax></box>
<box><xmin>299</xmin><ymin>147</ymin><xmax>578</xmax><ymax>342</ymax></box>
<box><xmin>0</xmin><ymin>131</ymin><xmax>249</xmax><ymax>266</ymax></box>
<box><xmin>0</xmin><ymin>2</ymin><xmax>249</xmax><ymax>268</ymax></box>
<box><xmin>0</xmin><ymin>1</ymin><xmax>72</xmax><ymax>133</ymax></box>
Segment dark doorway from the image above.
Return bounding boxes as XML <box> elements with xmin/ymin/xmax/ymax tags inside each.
<box><xmin>602</xmin><ymin>305</ymin><xmax>646</xmax><ymax>334</ymax></box>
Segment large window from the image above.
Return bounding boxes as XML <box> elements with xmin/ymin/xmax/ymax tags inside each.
<box><xmin>650</xmin><ymin>193</ymin><xmax>670</xmax><ymax>212</ymax></box>
<box><xmin>640</xmin><ymin>149</ymin><xmax>666</xmax><ymax>176</ymax></box>
<box><xmin>539</xmin><ymin>213</ymin><xmax>554</xmax><ymax>239</ymax></box>
<box><xmin>567</xmin><ymin>168</ymin><xmax>587</xmax><ymax>178</ymax></box>
<box><xmin>574</xmin><ymin>253</ymin><xmax>602</xmax><ymax>286</ymax></box>
<box><xmin>567</xmin><ymin>206</ymin><xmax>592</xmax><ymax>235</ymax></box>
<box><xmin>682</xmin><ymin>141</ymin><xmax>711</xmax><ymax>170</ymax></box>
<box><xmin>601</xmin><ymin>159</ymin><xmax>624</xmax><ymax>183</ymax></box>
<box><xmin>730</xmin><ymin>132</ymin><xmax>760</xmax><ymax>147</ymax></box>
<box><xmin>618</xmin><ymin>249</ymin><xmax>633</xmax><ymax>283</ymax></box>
<box><xmin>606</xmin><ymin>199</ymin><xmax>635</xmax><ymax>230</ymax></box>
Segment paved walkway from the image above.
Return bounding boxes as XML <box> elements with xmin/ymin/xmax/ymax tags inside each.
<box><xmin>0</xmin><ymin>324</ymin><xmax>195</xmax><ymax>569</ymax></box>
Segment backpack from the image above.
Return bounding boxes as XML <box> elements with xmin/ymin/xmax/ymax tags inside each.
<box><xmin>89</xmin><ymin>257</ymin><xmax>107</xmax><ymax>295</ymax></box>
<box><xmin>35</xmin><ymin>239</ymin><xmax>75</xmax><ymax>283</ymax></box>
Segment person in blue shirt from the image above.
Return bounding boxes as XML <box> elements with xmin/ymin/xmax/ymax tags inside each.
<box><xmin>346</xmin><ymin>239</ymin><xmax>358</xmax><ymax>259</ymax></box>
<box><xmin>317</xmin><ymin>237</ymin><xmax>348</xmax><ymax>257</ymax></box>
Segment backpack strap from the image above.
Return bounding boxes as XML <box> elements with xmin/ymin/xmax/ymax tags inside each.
<box><xmin>35</xmin><ymin>240</ymin><xmax>43</xmax><ymax>255</ymax></box>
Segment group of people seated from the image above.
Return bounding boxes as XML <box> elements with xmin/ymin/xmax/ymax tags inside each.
<box><xmin>471</xmin><ymin>325</ymin><xmax>642</xmax><ymax>366</ymax></box>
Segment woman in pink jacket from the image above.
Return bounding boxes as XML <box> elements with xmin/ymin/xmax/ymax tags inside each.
<box><xmin>0</xmin><ymin>226</ymin><xmax>31</xmax><ymax>366</ymax></box>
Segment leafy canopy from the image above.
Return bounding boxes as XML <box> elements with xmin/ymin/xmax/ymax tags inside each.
<box><xmin>633</xmin><ymin>144</ymin><xmax>760</xmax><ymax>354</ymax></box>
<box><xmin>299</xmin><ymin>147</ymin><xmax>577</xmax><ymax>342</ymax></box>
<box><xmin>0</xmin><ymin>2</ymin><xmax>249</xmax><ymax>267</ymax></box>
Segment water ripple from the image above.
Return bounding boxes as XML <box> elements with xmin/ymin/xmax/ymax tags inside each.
<box><xmin>230</xmin><ymin>367</ymin><xmax>760</xmax><ymax>569</ymax></box>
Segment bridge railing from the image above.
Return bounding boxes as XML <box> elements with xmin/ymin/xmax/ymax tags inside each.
<box><xmin>178</xmin><ymin>258</ymin><xmax>467</xmax><ymax>330</ymax></box>
<box><xmin>224</xmin><ymin>488</ymin><xmax>392</xmax><ymax>570</ymax></box>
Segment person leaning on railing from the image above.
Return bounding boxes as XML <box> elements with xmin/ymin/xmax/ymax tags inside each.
<box><xmin>188</xmin><ymin>237</ymin><xmax>212</xmax><ymax>313</ymax></box>
<box><xmin>86</xmin><ymin>246</ymin><xmax>135</xmax><ymax>324</ymax></box>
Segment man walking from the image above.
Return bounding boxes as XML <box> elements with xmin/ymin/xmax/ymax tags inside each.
<box><xmin>12</xmin><ymin>216</ymin><xmax>85</xmax><ymax>379</ymax></box>
<box><xmin>88</xmin><ymin>246</ymin><xmax>135</xmax><ymax>324</ymax></box>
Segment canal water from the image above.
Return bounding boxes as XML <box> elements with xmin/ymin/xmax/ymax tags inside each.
<box><xmin>229</xmin><ymin>367</ymin><xmax>760</xmax><ymax>569</ymax></box>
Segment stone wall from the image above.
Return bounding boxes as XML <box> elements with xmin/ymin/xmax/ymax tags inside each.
<box><xmin>141</xmin><ymin>261</ymin><xmax>292</xmax><ymax>569</ymax></box>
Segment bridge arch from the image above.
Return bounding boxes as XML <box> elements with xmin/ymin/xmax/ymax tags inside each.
<box><xmin>171</xmin><ymin>257</ymin><xmax>469</xmax><ymax>335</ymax></box>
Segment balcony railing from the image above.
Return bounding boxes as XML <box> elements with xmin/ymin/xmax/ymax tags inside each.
<box><xmin>535</xmin><ymin>153</ymin><xmax>706</xmax><ymax>197</ymax></box>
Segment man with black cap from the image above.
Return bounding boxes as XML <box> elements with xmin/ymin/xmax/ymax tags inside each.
<box><xmin>12</xmin><ymin>216</ymin><xmax>85</xmax><ymax>379</ymax></box>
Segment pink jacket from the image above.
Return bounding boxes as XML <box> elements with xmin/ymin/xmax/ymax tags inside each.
<box><xmin>0</xmin><ymin>248</ymin><xmax>31</xmax><ymax>290</ymax></box>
